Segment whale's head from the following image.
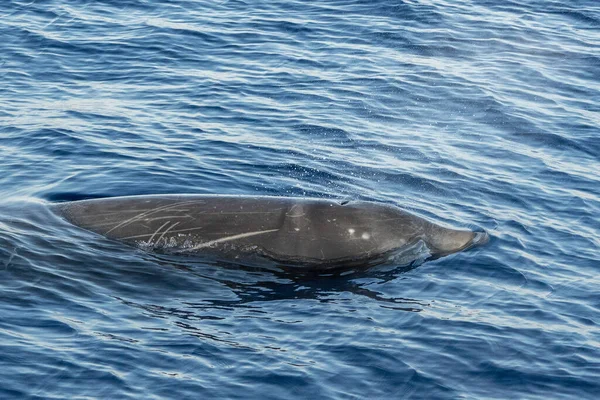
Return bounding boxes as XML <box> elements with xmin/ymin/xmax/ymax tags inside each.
<box><xmin>346</xmin><ymin>202</ymin><xmax>488</xmax><ymax>261</ymax></box>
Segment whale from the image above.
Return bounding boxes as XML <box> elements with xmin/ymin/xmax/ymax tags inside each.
<box><xmin>51</xmin><ymin>195</ymin><xmax>488</xmax><ymax>268</ymax></box>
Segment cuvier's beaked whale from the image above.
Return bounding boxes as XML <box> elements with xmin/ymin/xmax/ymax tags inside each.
<box><xmin>51</xmin><ymin>195</ymin><xmax>488</xmax><ymax>268</ymax></box>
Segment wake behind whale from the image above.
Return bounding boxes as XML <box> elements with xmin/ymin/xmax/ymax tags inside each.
<box><xmin>51</xmin><ymin>194</ymin><xmax>488</xmax><ymax>269</ymax></box>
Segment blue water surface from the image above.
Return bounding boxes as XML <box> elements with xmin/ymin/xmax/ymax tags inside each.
<box><xmin>1</xmin><ymin>0</ymin><xmax>599</xmax><ymax>398</ymax></box>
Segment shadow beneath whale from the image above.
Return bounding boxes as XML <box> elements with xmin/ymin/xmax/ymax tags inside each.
<box><xmin>141</xmin><ymin>250</ymin><xmax>432</xmax><ymax>311</ymax></box>
<box><xmin>110</xmin><ymin>253</ymin><xmax>431</xmax><ymax>346</ymax></box>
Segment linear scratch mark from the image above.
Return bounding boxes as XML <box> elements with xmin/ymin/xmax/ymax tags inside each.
<box><xmin>147</xmin><ymin>221</ymin><xmax>171</xmax><ymax>244</ymax></box>
<box><xmin>104</xmin><ymin>201</ymin><xmax>198</xmax><ymax>235</ymax></box>
<box><xmin>144</xmin><ymin>215</ymin><xmax>194</xmax><ymax>223</ymax></box>
<box><xmin>121</xmin><ymin>226</ymin><xmax>205</xmax><ymax>240</ymax></box>
<box><xmin>89</xmin><ymin>209</ymin><xmax>192</xmax><ymax>219</ymax></box>
<box><xmin>155</xmin><ymin>222</ymin><xmax>180</xmax><ymax>245</ymax></box>
<box><xmin>180</xmin><ymin>229</ymin><xmax>279</xmax><ymax>252</ymax></box>
<box><xmin>88</xmin><ymin>209</ymin><xmax>279</xmax><ymax>229</ymax></box>
<box><xmin>86</xmin><ymin>214</ymin><xmax>190</xmax><ymax>228</ymax></box>
<box><xmin>286</xmin><ymin>204</ymin><xmax>305</xmax><ymax>218</ymax></box>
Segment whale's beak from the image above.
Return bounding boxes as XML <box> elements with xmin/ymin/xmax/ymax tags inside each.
<box><xmin>450</xmin><ymin>230</ymin><xmax>489</xmax><ymax>254</ymax></box>
<box><xmin>469</xmin><ymin>231</ymin><xmax>490</xmax><ymax>247</ymax></box>
<box><xmin>426</xmin><ymin>227</ymin><xmax>489</xmax><ymax>257</ymax></box>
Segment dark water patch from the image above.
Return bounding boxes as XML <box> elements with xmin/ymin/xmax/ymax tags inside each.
<box><xmin>44</xmin><ymin>192</ymin><xmax>115</xmax><ymax>202</ymax></box>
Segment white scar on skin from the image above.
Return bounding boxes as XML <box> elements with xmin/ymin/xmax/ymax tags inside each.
<box><xmin>286</xmin><ymin>204</ymin><xmax>306</xmax><ymax>218</ymax></box>
<box><xmin>104</xmin><ymin>200</ymin><xmax>198</xmax><ymax>234</ymax></box>
<box><xmin>155</xmin><ymin>222</ymin><xmax>180</xmax><ymax>245</ymax></box>
<box><xmin>140</xmin><ymin>214</ymin><xmax>194</xmax><ymax>222</ymax></box>
<box><xmin>181</xmin><ymin>229</ymin><xmax>279</xmax><ymax>251</ymax></box>
<box><xmin>147</xmin><ymin>221</ymin><xmax>171</xmax><ymax>244</ymax></box>
<box><xmin>121</xmin><ymin>226</ymin><xmax>205</xmax><ymax>240</ymax></box>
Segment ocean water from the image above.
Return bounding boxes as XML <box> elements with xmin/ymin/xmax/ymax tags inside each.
<box><xmin>1</xmin><ymin>0</ymin><xmax>599</xmax><ymax>398</ymax></box>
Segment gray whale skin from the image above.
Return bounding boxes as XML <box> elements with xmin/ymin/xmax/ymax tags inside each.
<box><xmin>52</xmin><ymin>195</ymin><xmax>488</xmax><ymax>267</ymax></box>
